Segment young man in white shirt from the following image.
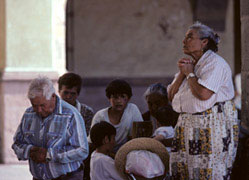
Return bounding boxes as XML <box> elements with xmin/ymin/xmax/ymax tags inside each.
<box><xmin>89</xmin><ymin>79</ymin><xmax>143</xmax><ymax>152</ymax></box>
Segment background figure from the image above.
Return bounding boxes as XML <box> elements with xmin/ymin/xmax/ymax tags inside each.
<box><xmin>58</xmin><ymin>72</ymin><xmax>94</xmax><ymax>135</ymax></box>
<box><xmin>143</xmin><ymin>83</ymin><xmax>169</xmax><ymax>132</ymax></box>
<box><xmin>152</xmin><ymin>106</ymin><xmax>179</xmax><ymax>153</ymax></box>
<box><xmin>90</xmin><ymin>121</ymin><xmax>124</xmax><ymax>180</ymax></box>
<box><xmin>231</xmin><ymin>73</ymin><xmax>249</xmax><ymax>179</ymax></box>
<box><xmin>167</xmin><ymin>22</ymin><xmax>238</xmax><ymax>179</ymax></box>
<box><xmin>12</xmin><ymin>76</ymin><xmax>89</xmax><ymax>180</ymax></box>
<box><xmin>234</xmin><ymin>73</ymin><xmax>241</xmax><ymax>119</ymax></box>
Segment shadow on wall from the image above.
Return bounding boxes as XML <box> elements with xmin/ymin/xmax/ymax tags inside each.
<box><xmin>78</xmin><ymin>77</ymin><xmax>173</xmax><ymax>114</ymax></box>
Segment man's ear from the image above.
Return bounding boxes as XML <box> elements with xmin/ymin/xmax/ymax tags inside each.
<box><xmin>51</xmin><ymin>93</ymin><xmax>56</xmax><ymax>99</ymax></box>
<box><xmin>50</xmin><ymin>93</ymin><xmax>57</xmax><ymax>102</ymax></box>
<box><xmin>103</xmin><ymin>135</ymin><xmax>109</xmax><ymax>145</ymax></box>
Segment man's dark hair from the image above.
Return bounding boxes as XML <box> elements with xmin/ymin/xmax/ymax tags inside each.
<box><xmin>90</xmin><ymin>121</ymin><xmax>116</xmax><ymax>148</ymax></box>
<box><xmin>58</xmin><ymin>72</ymin><xmax>82</xmax><ymax>94</ymax></box>
<box><xmin>105</xmin><ymin>79</ymin><xmax>132</xmax><ymax>99</ymax></box>
<box><xmin>154</xmin><ymin>106</ymin><xmax>179</xmax><ymax>127</ymax></box>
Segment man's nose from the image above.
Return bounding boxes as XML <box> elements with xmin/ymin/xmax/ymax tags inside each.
<box><xmin>182</xmin><ymin>38</ymin><xmax>186</xmax><ymax>44</ymax></box>
<box><xmin>116</xmin><ymin>96</ymin><xmax>122</xmax><ymax>102</ymax></box>
<box><xmin>37</xmin><ymin>106</ymin><xmax>42</xmax><ymax>113</ymax></box>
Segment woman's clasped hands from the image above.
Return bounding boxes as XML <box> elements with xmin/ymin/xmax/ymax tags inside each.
<box><xmin>177</xmin><ymin>58</ymin><xmax>195</xmax><ymax>76</ymax></box>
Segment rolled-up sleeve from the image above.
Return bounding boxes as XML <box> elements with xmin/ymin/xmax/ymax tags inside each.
<box><xmin>12</xmin><ymin>117</ymin><xmax>33</xmax><ymax>161</ymax></box>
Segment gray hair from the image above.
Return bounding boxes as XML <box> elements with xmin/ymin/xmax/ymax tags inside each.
<box><xmin>28</xmin><ymin>76</ymin><xmax>55</xmax><ymax>100</ymax></box>
<box><xmin>190</xmin><ymin>21</ymin><xmax>220</xmax><ymax>52</ymax></box>
<box><xmin>144</xmin><ymin>83</ymin><xmax>167</xmax><ymax>99</ymax></box>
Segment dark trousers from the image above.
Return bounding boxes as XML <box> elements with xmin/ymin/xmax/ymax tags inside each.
<box><xmin>83</xmin><ymin>143</ymin><xmax>96</xmax><ymax>180</ymax></box>
<box><xmin>33</xmin><ymin>166</ymin><xmax>83</xmax><ymax>180</ymax></box>
<box><xmin>231</xmin><ymin>137</ymin><xmax>249</xmax><ymax>180</ymax></box>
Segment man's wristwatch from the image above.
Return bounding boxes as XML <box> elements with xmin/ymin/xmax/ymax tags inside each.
<box><xmin>187</xmin><ymin>73</ymin><xmax>196</xmax><ymax>80</ymax></box>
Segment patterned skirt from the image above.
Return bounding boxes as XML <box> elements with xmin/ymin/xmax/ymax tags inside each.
<box><xmin>170</xmin><ymin>101</ymin><xmax>239</xmax><ymax>180</ymax></box>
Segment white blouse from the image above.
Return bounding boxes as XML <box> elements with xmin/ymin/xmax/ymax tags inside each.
<box><xmin>168</xmin><ymin>50</ymin><xmax>234</xmax><ymax>113</ymax></box>
<box><xmin>90</xmin><ymin>151</ymin><xmax>124</xmax><ymax>180</ymax></box>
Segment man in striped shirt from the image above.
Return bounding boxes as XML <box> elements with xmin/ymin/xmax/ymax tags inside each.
<box><xmin>12</xmin><ymin>76</ymin><xmax>89</xmax><ymax>180</ymax></box>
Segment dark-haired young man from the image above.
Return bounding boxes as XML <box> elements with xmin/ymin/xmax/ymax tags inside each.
<box><xmin>89</xmin><ymin>79</ymin><xmax>143</xmax><ymax>153</ymax></box>
<box><xmin>58</xmin><ymin>72</ymin><xmax>94</xmax><ymax>135</ymax></box>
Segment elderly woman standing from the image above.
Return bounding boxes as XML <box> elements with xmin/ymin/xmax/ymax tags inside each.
<box><xmin>168</xmin><ymin>22</ymin><xmax>239</xmax><ymax>179</ymax></box>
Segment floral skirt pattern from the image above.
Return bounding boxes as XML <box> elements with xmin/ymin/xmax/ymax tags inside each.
<box><xmin>170</xmin><ymin>101</ymin><xmax>239</xmax><ymax>180</ymax></box>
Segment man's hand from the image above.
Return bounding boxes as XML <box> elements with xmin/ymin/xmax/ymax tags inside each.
<box><xmin>30</xmin><ymin>146</ymin><xmax>47</xmax><ymax>163</ymax></box>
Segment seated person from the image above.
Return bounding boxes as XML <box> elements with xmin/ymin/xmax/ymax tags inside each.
<box><xmin>90</xmin><ymin>121</ymin><xmax>124</xmax><ymax>180</ymax></box>
<box><xmin>143</xmin><ymin>83</ymin><xmax>169</xmax><ymax>132</ymax></box>
<box><xmin>89</xmin><ymin>79</ymin><xmax>143</xmax><ymax>153</ymax></box>
<box><xmin>152</xmin><ymin>106</ymin><xmax>179</xmax><ymax>152</ymax></box>
<box><xmin>58</xmin><ymin>72</ymin><xmax>94</xmax><ymax>135</ymax></box>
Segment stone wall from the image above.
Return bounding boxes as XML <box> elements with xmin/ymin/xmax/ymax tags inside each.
<box><xmin>241</xmin><ymin>0</ymin><xmax>249</xmax><ymax>131</ymax></box>
<box><xmin>67</xmin><ymin>0</ymin><xmax>235</xmax><ymax>78</ymax></box>
<box><xmin>68</xmin><ymin>0</ymin><xmax>192</xmax><ymax>77</ymax></box>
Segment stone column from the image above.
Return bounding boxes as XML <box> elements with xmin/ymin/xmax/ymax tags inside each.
<box><xmin>241</xmin><ymin>0</ymin><xmax>249</xmax><ymax>132</ymax></box>
<box><xmin>0</xmin><ymin>0</ymin><xmax>67</xmax><ymax>163</ymax></box>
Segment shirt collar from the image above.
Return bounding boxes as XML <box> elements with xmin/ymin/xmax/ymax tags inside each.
<box><xmin>195</xmin><ymin>50</ymin><xmax>213</xmax><ymax>68</ymax></box>
<box><xmin>55</xmin><ymin>95</ymin><xmax>63</xmax><ymax>114</ymax></box>
<box><xmin>75</xmin><ymin>100</ymin><xmax>81</xmax><ymax>112</ymax></box>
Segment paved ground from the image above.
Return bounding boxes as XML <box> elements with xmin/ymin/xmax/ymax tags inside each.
<box><xmin>0</xmin><ymin>163</ymin><xmax>32</xmax><ymax>180</ymax></box>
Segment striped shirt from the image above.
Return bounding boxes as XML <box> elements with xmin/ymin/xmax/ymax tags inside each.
<box><xmin>12</xmin><ymin>96</ymin><xmax>89</xmax><ymax>180</ymax></box>
<box><xmin>168</xmin><ymin>50</ymin><xmax>234</xmax><ymax>113</ymax></box>
<box><xmin>75</xmin><ymin>100</ymin><xmax>94</xmax><ymax>136</ymax></box>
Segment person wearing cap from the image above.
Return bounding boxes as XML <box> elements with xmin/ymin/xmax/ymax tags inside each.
<box><xmin>167</xmin><ymin>22</ymin><xmax>239</xmax><ymax>179</ymax></box>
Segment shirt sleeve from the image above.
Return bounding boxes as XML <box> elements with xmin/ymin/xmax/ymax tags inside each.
<box><xmin>197</xmin><ymin>60</ymin><xmax>227</xmax><ymax>93</ymax></box>
<box><xmin>11</xmin><ymin>116</ymin><xmax>33</xmax><ymax>161</ymax></box>
<box><xmin>131</xmin><ymin>104</ymin><xmax>144</xmax><ymax>123</ymax></box>
<box><xmin>153</xmin><ymin>127</ymin><xmax>175</xmax><ymax>139</ymax></box>
<box><xmin>81</xmin><ymin>105</ymin><xmax>94</xmax><ymax>136</ymax></box>
<box><xmin>167</xmin><ymin>72</ymin><xmax>180</xmax><ymax>94</ymax></box>
<box><xmin>100</xmin><ymin>156</ymin><xmax>124</xmax><ymax>180</ymax></box>
<box><xmin>47</xmin><ymin>113</ymin><xmax>89</xmax><ymax>163</ymax></box>
<box><xmin>87</xmin><ymin>111</ymin><xmax>103</xmax><ymax>143</ymax></box>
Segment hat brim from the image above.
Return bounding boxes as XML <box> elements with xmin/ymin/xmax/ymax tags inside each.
<box><xmin>114</xmin><ymin>137</ymin><xmax>169</xmax><ymax>179</ymax></box>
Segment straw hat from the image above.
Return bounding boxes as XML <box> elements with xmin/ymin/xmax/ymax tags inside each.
<box><xmin>114</xmin><ymin>137</ymin><xmax>169</xmax><ymax>179</ymax></box>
